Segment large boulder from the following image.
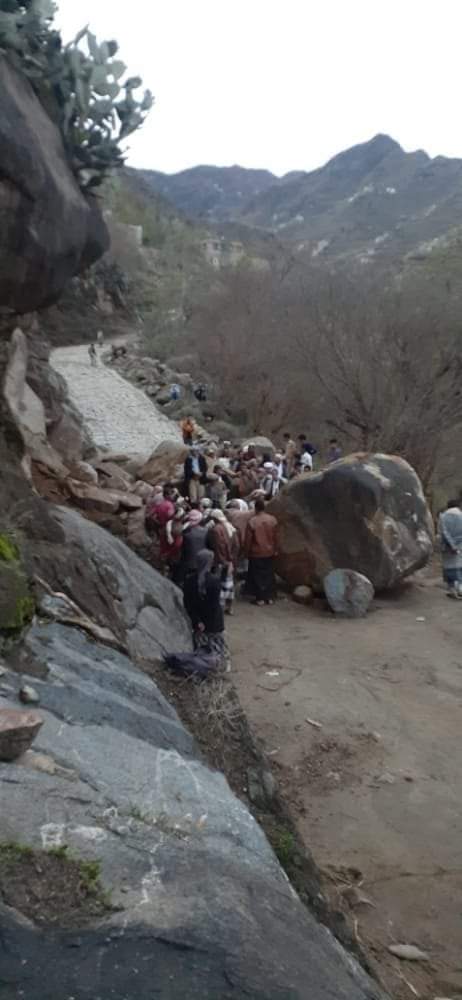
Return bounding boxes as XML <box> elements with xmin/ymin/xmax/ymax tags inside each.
<box><xmin>22</xmin><ymin>503</ymin><xmax>192</xmax><ymax>664</ymax></box>
<box><xmin>139</xmin><ymin>440</ymin><xmax>188</xmax><ymax>485</ymax></box>
<box><xmin>0</xmin><ymin>624</ymin><xmax>385</xmax><ymax>1000</ymax></box>
<box><xmin>0</xmin><ymin>54</ymin><xmax>108</xmax><ymax>313</ymax></box>
<box><xmin>270</xmin><ymin>453</ymin><xmax>434</xmax><ymax>591</ymax></box>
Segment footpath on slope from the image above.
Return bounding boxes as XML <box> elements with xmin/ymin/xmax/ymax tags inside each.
<box><xmin>51</xmin><ymin>344</ymin><xmax>182</xmax><ymax>455</ymax></box>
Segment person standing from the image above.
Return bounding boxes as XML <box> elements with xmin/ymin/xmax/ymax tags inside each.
<box><xmin>300</xmin><ymin>448</ymin><xmax>314</xmax><ymax>472</ymax></box>
<box><xmin>88</xmin><ymin>343</ymin><xmax>97</xmax><ymax>367</ymax></box>
<box><xmin>207</xmin><ymin>509</ymin><xmax>238</xmax><ymax>614</ymax></box>
<box><xmin>181</xmin><ymin>416</ymin><xmax>196</xmax><ymax>446</ymax></box>
<box><xmin>282</xmin><ymin>433</ymin><xmax>297</xmax><ymax>477</ymax></box>
<box><xmin>183</xmin><ymin>549</ymin><xmax>231</xmax><ymax>671</ymax></box>
<box><xmin>326</xmin><ymin>438</ymin><xmax>342</xmax><ymax>463</ymax></box>
<box><xmin>184</xmin><ymin>446</ymin><xmax>207</xmax><ymax>502</ymax></box>
<box><xmin>170</xmin><ymin>383</ymin><xmax>181</xmax><ymax>401</ymax></box>
<box><xmin>177</xmin><ymin>508</ymin><xmax>209</xmax><ymax>586</ymax></box>
<box><xmin>438</xmin><ymin>500</ymin><xmax>462</xmax><ymax>598</ymax></box>
<box><xmin>245</xmin><ymin>498</ymin><xmax>278</xmax><ymax>606</ymax></box>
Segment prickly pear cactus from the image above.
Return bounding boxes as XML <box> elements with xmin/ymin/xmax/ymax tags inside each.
<box><xmin>0</xmin><ymin>0</ymin><xmax>153</xmax><ymax>190</ymax></box>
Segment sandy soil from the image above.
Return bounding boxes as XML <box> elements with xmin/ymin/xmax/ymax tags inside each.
<box><xmin>229</xmin><ymin>571</ymin><xmax>462</xmax><ymax>1000</ymax></box>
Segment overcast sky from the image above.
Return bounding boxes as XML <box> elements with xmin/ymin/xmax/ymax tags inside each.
<box><xmin>56</xmin><ymin>0</ymin><xmax>461</xmax><ymax>176</ymax></box>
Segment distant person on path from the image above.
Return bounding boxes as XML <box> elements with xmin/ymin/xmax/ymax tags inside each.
<box><xmin>184</xmin><ymin>446</ymin><xmax>207</xmax><ymax>502</ymax></box>
<box><xmin>88</xmin><ymin>343</ymin><xmax>97</xmax><ymax>367</ymax></box>
<box><xmin>96</xmin><ymin>330</ymin><xmax>104</xmax><ymax>348</ymax></box>
<box><xmin>245</xmin><ymin>498</ymin><xmax>278</xmax><ymax>606</ymax></box>
<box><xmin>170</xmin><ymin>383</ymin><xmax>181</xmax><ymax>401</ymax></box>
<box><xmin>181</xmin><ymin>416</ymin><xmax>196</xmax><ymax>445</ymax></box>
<box><xmin>283</xmin><ymin>433</ymin><xmax>297</xmax><ymax>476</ymax></box>
<box><xmin>326</xmin><ymin>438</ymin><xmax>342</xmax><ymax>463</ymax></box>
<box><xmin>183</xmin><ymin>549</ymin><xmax>231</xmax><ymax>672</ymax></box>
<box><xmin>438</xmin><ymin>500</ymin><xmax>462</xmax><ymax>598</ymax></box>
<box><xmin>194</xmin><ymin>383</ymin><xmax>207</xmax><ymax>402</ymax></box>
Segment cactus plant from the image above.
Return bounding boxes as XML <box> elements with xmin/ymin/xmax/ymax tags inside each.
<box><xmin>0</xmin><ymin>0</ymin><xmax>153</xmax><ymax>190</ymax></box>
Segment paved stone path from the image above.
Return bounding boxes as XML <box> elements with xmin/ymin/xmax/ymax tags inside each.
<box><xmin>51</xmin><ymin>344</ymin><xmax>181</xmax><ymax>455</ymax></box>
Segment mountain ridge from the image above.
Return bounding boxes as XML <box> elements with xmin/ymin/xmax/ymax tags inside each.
<box><xmin>132</xmin><ymin>134</ymin><xmax>462</xmax><ymax>262</ymax></box>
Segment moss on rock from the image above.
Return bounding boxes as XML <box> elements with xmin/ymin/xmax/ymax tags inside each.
<box><xmin>0</xmin><ymin>533</ymin><xmax>19</xmax><ymax>563</ymax></box>
<box><xmin>0</xmin><ymin>532</ymin><xmax>34</xmax><ymax>631</ymax></box>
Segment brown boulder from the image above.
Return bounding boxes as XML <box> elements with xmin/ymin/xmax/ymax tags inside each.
<box><xmin>95</xmin><ymin>461</ymin><xmax>134</xmax><ymax>492</ymax></box>
<box><xmin>139</xmin><ymin>441</ymin><xmax>188</xmax><ymax>485</ymax></box>
<box><xmin>67</xmin><ymin>481</ymin><xmax>120</xmax><ymax>514</ymax></box>
<box><xmin>0</xmin><ymin>708</ymin><xmax>43</xmax><ymax>761</ymax></box>
<box><xmin>126</xmin><ymin>508</ymin><xmax>152</xmax><ymax>551</ymax></box>
<box><xmin>132</xmin><ymin>480</ymin><xmax>154</xmax><ymax>500</ymax></box>
<box><xmin>67</xmin><ymin>480</ymin><xmax>142</xmax><ymax>514</ymax></box>
<box><xmin>269</xmin><ymin>453</ymin><xmax>434</xmax><ymax>591</ymax></box>
<box><xmin>69</xmin><ymin>461</ymin><xmax>98</xmax><ymax>485</ymax></box>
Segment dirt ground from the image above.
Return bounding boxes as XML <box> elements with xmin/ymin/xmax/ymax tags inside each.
<box><xmin>229</xmin><ymin>571</ymin><xmax>462</xmax><ymax>1000</ymax></box>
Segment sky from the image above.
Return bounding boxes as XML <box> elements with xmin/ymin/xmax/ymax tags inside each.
<box><xmin>56</xmin><ymin>0</ymin><xmax>462</xmax><ymax>177</ymax></box>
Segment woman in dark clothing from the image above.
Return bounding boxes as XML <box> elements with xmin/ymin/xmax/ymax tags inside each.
<box><xmin>183</xmin><ymin>549</ymin><xmax>230</xmax><ymax>671</ymax></box>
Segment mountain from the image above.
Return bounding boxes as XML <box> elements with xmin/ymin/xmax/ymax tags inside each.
<box><xmin>135</xmin><ymin>164</ymin><xmax>277</xmax><ymax>221</ymax></box>
<box><xmin>138</xmin><ymin>135</ymin><xmax>462</xmax><ymax>262</ymax></box>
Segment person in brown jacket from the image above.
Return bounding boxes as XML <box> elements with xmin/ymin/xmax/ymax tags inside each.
<box><xmin>207</xmin><ymin>509</ymin><xmax>239</xmax><ymax>614</ymax></box>
<box><xmin>245</xmin><ymin>498</ymin><xmax>278</xmax><ymax>606</ymax></box>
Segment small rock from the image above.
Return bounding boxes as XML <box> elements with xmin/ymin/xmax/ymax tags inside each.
<box><xmin>261</xmin><ymin>769</ymin><xmax>276</xmax><ymax>800</ymax></box>
<box><xmin>292</xmin><ymin>585</ymin><xmax>313</xmax><ymax>606</ymax></box>
<box><xmin>324</xmin><ymin>568</ymin><xmax>374</xmax><ymax>618</ymax></box>
<box><xmin>377</xmin><ymin>771</ymin><xmax>395</xmax><ymax>785</ymax></box>
<box><xmin>69</xmin><ymin>461</ymin><xmax>98</xmax><ymax>486</ymax></box>
<box><xmin>19</xmin><ymin>684</ymin><xmax>40</xmax><ymax>705</ymax></box>
<box><xmin>0</xmin><ymin>708</ymin><xmax>43</xmax><ymax>761</ymax></box>
<box><xmin>247</xmin><ymin>767</ymin><xmax>272</xmax><ymax>807</ymax></box>
<box><xmin>388</xmin><ymin>943</ymin><xmax>430</xmax><ymax>962</ymax></box>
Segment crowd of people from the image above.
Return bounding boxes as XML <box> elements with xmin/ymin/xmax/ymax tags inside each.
<box><xmin>145</xmin><ymin>430</ymin><xmax>343</xmax><ymax>672</ymax></box>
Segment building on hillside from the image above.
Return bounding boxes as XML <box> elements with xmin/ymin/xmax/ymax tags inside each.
<box><xmin>201</xmin><ymin>237</ymin><xmax>244</xmax><ymax>269</ymax></box>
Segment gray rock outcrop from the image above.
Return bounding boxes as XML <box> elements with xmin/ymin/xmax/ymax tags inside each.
<box><xmin>0</xmin><ymin>54</ymin><xmax>108</xmax><ymax>314</ymax></box>
<box><xmin>0</xmin><ymin>621</ymin><xmax>385</xmax><ymax>1000</ymax></box>
<box><xmin>23</xmin><ymin>503</ymin><xmax>192</xmax><ymax>664</ymax></box>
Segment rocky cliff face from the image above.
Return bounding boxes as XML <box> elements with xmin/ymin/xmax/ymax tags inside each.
<box><xmin>0</xmin><ymin>54</ymin><xmax>108</xmax><ymax>315</ymax></box>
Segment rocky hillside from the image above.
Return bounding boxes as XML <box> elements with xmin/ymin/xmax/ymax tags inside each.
<box><xmin>140</xmin><ymin>134</ymin><xmax>462</xmax><ymax>263</ymax></box>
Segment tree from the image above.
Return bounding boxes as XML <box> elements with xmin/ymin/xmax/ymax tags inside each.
<box><xmin>296</xmin><ymin>269</ymin><xmax>462</xmax><ymax>486</ymax></box>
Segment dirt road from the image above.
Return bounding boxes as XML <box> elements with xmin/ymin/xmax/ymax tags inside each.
<box><xmin>229</xmin><ymin>572</ymin><xmax>462</xmax><ymax>1000</ymax></box>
